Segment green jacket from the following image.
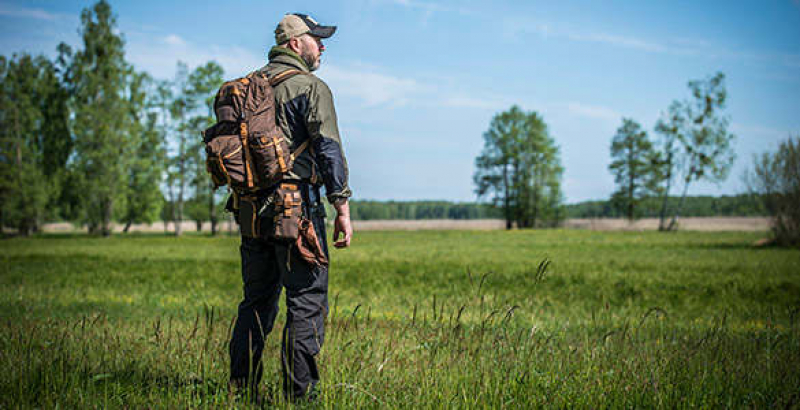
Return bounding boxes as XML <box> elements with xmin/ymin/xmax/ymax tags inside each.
<box><xmin>260</xmin><ymin>46</ymin><xmax>352</xmax><ymax>203</ymax></box>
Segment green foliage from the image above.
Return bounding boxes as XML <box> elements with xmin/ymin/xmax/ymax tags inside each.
<box><xmin>474</xmin><ymin>105</ymin><xmax>564</xmax><ymax>229</ymax></box>
<box><xmin>164</xmin><ymin>61</ymin><xmax>223</xmax><ymax>236</ymax></box>
<box><xmin>186</xmin><ymin>61</ymin><xmax>224</xmax><ymax>234</ymax></box>
<box><xmin>122</xmin><ymin>95</ymin><xmax>166</xmax><ymax>232</ymax></box>
<box><xmin>654</xmin><ymin>72</ymin><xmax>735</xmax><ymax>231</ymax></box>
<box><xmin>745</xmin><ymin>135</ymin><xmax>800</xmax><ymax>246</ymax></box>
<box><xmin>608</xmin><ymin>118</ymin><xmax>661</xmax><ymax>220</ymax></box>
<box><xmin>68</xmin><ymin>0</ymin><xmax>139</xmax><ymax>235</ymax></box>
<box><xmin>1</xmin><ymin>231</ymin><xmax>798</xmax><ymax>407</ymax></box>
<box><xmin>0</xmin><ymin>54</ymin><xmax>67</xmax><ymax>235</ymax></box>
<box><xmin>566</xmin><ymin>194</ymin><xmax>766</xmax><ymax>218</ymax></box>
<box><xmin>349</xmin><ymin>200</ymin><xmax>501</xmax><ymax>220</ymax></box>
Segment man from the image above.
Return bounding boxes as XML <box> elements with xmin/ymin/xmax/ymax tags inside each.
<box><xmin>228</xmin><ymin>12</ymin><xmax>353</xmax><ymax>401</ymax></box>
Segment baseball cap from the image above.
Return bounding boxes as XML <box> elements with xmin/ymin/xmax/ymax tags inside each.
<box><xmin>275</xmin><ymin>13</ymin><xmax>337</xmax><ymax>44</ymax></box>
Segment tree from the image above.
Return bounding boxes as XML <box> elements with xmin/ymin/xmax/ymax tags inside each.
<box><xmin>608</xmin><ymin>118</ymin><xmax>661</xmax><ymax>221</ymax></box>
<box><xmin>654</xmin><ymin>72</ymin><xmax>735</xmax><ymax>231</ymax></box>
<box><xmin>0</xmin><ymin>54</ymin><xmax>68</xmax><ymax>235</ymax></box>
<box><xmin>474</xmin><ymin>105</ymin><xmax>564</xmax><ymax>229</ymax></box>
<box><xmin>121</xmin><ymin>72</ymin><xmax>166</xmax><ymax>233</ymax></box>
<box><xmin>185</xmin><ymin>61</ymin><xmax>223</xmax><ymax>235</ymax></box>
<box><xmin>745</xmin><ymin>136</ymin><xmax>800</xmax><ymax>246</ymax></box>
<box><xmin>69</xmin><ymin>0</ymin><xmax>138</xmax><ymax>236</ymax></box>
<box><xmin>165</xmin><ymin>62</ymin><xmax>191</xmax><ymax>236</ymax></box>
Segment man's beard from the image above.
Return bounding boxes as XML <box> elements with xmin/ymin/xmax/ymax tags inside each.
<box><xmin>301</xmin><ymin>50</ymin><xmax>320</xmax><ymax>71</ymax></box>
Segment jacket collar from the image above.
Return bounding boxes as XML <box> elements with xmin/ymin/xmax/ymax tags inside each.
<box><xmin>267</xmin><ymin>46</ymin><xmax>310</xmax><ymax>73</ymax></box>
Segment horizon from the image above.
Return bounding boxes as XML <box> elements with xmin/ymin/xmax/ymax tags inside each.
<box><xmin>1</xmin><ymin>0</ymin><xmax>798</xmax><ymax>203</ymax></box>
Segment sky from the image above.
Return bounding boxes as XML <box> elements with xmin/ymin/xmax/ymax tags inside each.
<box><xmin>1</xmin><ymin>0</ymin><xmax>799</xmax><ymax>203</ymax></box>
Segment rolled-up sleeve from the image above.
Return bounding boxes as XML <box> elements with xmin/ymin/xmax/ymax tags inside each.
<box><xmin>305</xmin><ymin>80</ymin><xmax>352</xmax><ymax>203</ymax></box>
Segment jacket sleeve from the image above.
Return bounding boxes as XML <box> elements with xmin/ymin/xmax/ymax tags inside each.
<box><xmin>305</xmin><ymin>80</ymin><xmax>352</xmax><ymax>203</ymax></box>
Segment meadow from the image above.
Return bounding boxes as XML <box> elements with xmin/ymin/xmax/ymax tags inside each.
<box><xmin>1</xmin><ymin>229</ymin><xmax>799</xmax><ymax>408</ymax></box>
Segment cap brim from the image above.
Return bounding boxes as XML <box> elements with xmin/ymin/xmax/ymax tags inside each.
<box><xmin>309</xmin><ymin>25</ymin><xmax>336</xmax><ymax>38</ymax></box>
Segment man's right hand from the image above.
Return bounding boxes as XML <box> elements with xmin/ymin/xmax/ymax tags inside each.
<box><xmin>332</xmin><ymin>199</ymin><xmax>352</xmax><ymax>248</ymax></box>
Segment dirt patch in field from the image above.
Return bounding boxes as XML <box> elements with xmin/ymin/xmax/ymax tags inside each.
<box><xmin>354</xmin><ymin>217</ymin><xmax>770</xmax><ymax>231</ymax></box>
<box><xmin>563</xmin><ymin>217</ymin><xmax>770</xmax><ymax>232</ymax></box>
<box><xmin>30</xmin><ymin>217</ymin><xmax>769</xmax><ymax>233</ymax></box>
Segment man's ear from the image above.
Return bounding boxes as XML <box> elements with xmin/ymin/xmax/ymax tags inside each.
<box><xmin>287</xmin><ymin>37</ymin><xmax>302</xmax><ymax>54</ymax></box>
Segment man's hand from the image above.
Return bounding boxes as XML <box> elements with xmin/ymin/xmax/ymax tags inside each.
<box><xmin>332</xmin><ymin>199</ymin><xmax>352</xmax><ymax>248</ymax></box>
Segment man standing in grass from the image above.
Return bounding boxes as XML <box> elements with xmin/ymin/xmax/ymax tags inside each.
<box><xmin>228</xmin><ymin>12</ymin><xmax>353</xmax><ymax>401</ymax></box>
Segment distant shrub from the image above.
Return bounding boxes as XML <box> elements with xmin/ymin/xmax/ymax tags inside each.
<box><xmin>746</xmin><ymin>136</ymin><xmax>800</xmax><ymax>246</ymax></box>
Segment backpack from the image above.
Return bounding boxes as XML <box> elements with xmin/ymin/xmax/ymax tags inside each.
<box><xmin>202</xmin><ymin>69</ymin><xmax>309</xmax><ymax>193</ymax></box>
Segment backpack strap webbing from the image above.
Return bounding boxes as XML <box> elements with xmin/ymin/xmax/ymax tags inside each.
<box><xmin>268</xmin><ymin>69</ymin><xmax>304</xmax><ymax>87</ymax></box>
<box><xmin>290</xmin><ymin>139</ymin><xmax>311</xmax><ymax>161</ymax></box>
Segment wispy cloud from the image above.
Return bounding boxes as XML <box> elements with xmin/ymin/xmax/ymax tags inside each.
<box><xmin>730</xmin><ymin>123</ymin><xmax>795</xmax><ymax>140</ymax></box>
<box><xmin>322</xmin><ymin>63</ymin><xmax>422</xmax><ymax>107</ymax></box>
<box><xmin>565</xmin><ymin>32</ymin><xmax>668</xmax><ymax>53</ymax></box>
<box><xmin>0</xmin><ymin>3</ymin><xmax>69</xmax><ymax>21</ymax></box>
<box><xmin>384</xmin><ymin>0</ymin><xmax>474</xmax><ymax>18</ymax></box>
<box><xmin>565</xmin><ymin>102</ymin><xmax>621</xmax><ymax>122</ymax></box>
<box><xmin>442</xmin><ymin>96</ymin><xmax>506</xmax><ymax>110</ymax></box>
<box><xmin>125</xmin><ymin>31</ymin><xmax>264</xmax><ymax>79</ymax></box>
<box><xmin>163</xmin><ymin>34</ymin><xmax>186</xmax><ymax>47</ymax></box>
<box><xmin>509</xmin><ymin>18</ymin><xmax>800</xmax><ymax>71</ymax></box>
<box><xmin>512</xmin><ymin>20</ymin><xmax>698</xmax><ymax>56</ymax></box>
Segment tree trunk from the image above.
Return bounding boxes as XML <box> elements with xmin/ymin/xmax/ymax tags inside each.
<box><xmin>101</xmin><ymin>197</ymin><xmax>113</xmax><ymax>237</ymax></box>
<box><xmin>209</xmin><ymin>184</ymin><xmax>218</xmax><ymax>236</ymax></box>
<box><xmin>195</xmin><ymin>220</ymin><xmax>202</xmax><ymax>232</ymax></box>
<box><xmin>667</xmin><ymin>178</ymin><xmax>692</xmax><ymax>231</ymax></box>
<box><xmin>123</xmin><ymin>220</ymin><xmax>132</xmax><ymax>233</ymax></box>
<box><xmin>503</xmin><ymin>164</ymin><xmax>511</xmax><ymax>230</ymax></box>
<box><xmin>658</xmin><ymin>155</ymin><xmax>673</xmax><ymax>231</ymax></box>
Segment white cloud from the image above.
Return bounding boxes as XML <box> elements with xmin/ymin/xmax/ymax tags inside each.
<box><xmin>125</xmin><ymin>31</ymin><xmax>263</xmax><ymax>80</ymax></box>
<box><xmin>442</xmin><ymin>96</ymin><xmax>505</xmax><ymax>110</ymax></box>
<box><xmin>566</xmin><ymin>32</ymin><xmax>668</xmax><ymax>53</ymax></box>
<box><xmin>565</xmin><ymin>102</ymin><xmax>621</xmax><ymax>122</ymax></box>
<box><xmin>163</xmin><ymin>34</ymin><xmax>186</xmax><ymax>47</ymax></box>
<box><xmin>730</xmin><ymin>123</ymin><xmax>794</xmax><ymax>140</ymax></box>
<box><xmin>321</xmin><ymin>64</ymin><xmax>422</xmax><ymax>107</ymax></box>
<box><xmin>0</xmin><ymin>3</ymin><xmax>63</xmax><ymax>21</ymax></box>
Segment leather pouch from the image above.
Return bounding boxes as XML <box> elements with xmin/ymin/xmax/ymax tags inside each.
<box><xmin>295</xmin><ymin>218</ymin><xmax>329</xmax><ymax>266</ymax></box>
<box><xmin>270</xmin><ymin>183</ymin><xmax>302</xmax><ymax>242</ymax></box>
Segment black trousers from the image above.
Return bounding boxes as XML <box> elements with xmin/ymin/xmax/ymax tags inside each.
<box><xmin>229</xmin><ymin>184</ymin><xmax>329</xmax><ymax>398</ymax></box>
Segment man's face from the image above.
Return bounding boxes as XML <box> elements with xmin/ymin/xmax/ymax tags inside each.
<box><xmin>298</xmin><ymin>34</ymin><xmax>324</xmax><ymax>71</ymax></box>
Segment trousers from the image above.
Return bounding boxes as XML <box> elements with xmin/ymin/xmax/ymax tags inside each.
<box><xmin>229</xmin><ymin>183</ymin><xmax>329</xmax><ymax>398</ymax></box>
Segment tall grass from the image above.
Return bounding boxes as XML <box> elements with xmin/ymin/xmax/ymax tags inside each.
<box><xmin>1</xmin><ymin>230</ymin><xmax>799</xmax><ymax>407</ymax></box>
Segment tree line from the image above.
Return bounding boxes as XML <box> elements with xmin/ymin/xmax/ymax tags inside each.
<box><xmin>332</xmin><ymin>195</ymin><xmax>762</xmax><ymax>221</ymax></box>
<box><xmin>0</xmin><ymin>1</ymin><xmax>225</xmax><ymax>236</ymax></box>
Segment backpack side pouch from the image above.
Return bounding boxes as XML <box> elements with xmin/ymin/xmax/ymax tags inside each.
<box><xmin>204</xmin><ymin>122</ymin><xmax>247</xmax><ymax>190</ymax></box>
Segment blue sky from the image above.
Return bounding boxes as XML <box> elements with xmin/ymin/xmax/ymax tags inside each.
<box><xmin>2</xmin><ymin>0</ymin><xmax>799</xmax><ymax>203</ymax></box>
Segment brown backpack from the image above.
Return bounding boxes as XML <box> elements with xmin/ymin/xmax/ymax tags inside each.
<box><xmin>203</xmin><ymin>69</ymin><xmax>308</xmax><ymax>193</ymax></box>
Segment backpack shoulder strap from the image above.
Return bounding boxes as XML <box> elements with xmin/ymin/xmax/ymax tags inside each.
<box><xmin>268</xmin><ymin>69</ymin><xmax>305</xmax><ymax>87</ymax></box>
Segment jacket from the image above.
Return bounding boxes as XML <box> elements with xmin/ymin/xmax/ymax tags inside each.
<box><xmin>260</xmin><ymin>46</ymin><xmax>352</xmax><ymax>204</ymax></box>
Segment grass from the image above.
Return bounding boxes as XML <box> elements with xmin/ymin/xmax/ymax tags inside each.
<box><xmin>1</xmin><ymin>229</ymin><xmax>799</xmax><ymax>408</ymax></box>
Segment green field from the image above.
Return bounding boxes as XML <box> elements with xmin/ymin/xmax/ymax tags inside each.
<box><xmin>1</xmin><ymin>230</ymin><xmax>799</xmax><ymax>408</ymax></box>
